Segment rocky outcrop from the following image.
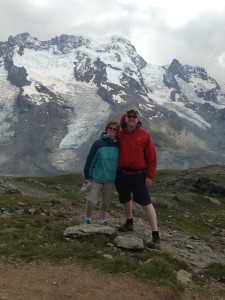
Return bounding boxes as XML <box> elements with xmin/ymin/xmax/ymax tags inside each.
<box><xmin>8</xmin><ymin>64</ymin><xmax>31</xmax><ymax>87</ymax></box>
<box><xmin>0</xmin><ymin>178</ymin><xmax>22</xmax><ymax>194</ymax></box>
<box><xmin>188</xmin><ymin>176</ymin><xmax>225</xmax><ymax>194</ymax></box>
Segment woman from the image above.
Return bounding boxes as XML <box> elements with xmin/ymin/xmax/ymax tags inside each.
<box><xmin>83</xmin><ymin>120</ymin><xmax>119</xmax><ymax>226</ymax></box>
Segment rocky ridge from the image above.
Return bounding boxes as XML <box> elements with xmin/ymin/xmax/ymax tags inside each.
<box><xmin>0</xmin><ymin>33</ymin><xmax>225</xmax><ymax>175</ymax></box>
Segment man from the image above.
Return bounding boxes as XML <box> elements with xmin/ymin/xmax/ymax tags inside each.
<box><xmin>115</xmin><ymin>109</ymin><xmax>160</xmax><ymax>249</ymax></box>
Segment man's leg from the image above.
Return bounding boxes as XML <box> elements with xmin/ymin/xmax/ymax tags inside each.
<box><xmin>143</xmin><ymin>203</ymin><xmax>158</xmax><ymax>231</ymax></box>
<box><xmin>143</xmin><ymin>203</ymin><xmax>160</xmax><ymax>249</ymax></box>
<box><xmin>117</xmin><ymin>200</ymin><xmax>134</xmax><ymax>232</ymax></box>
<box><xmin>115</xmin><ymin>171</ymin><xmax>134</xmax><ymax>231</ymax></box>
<box><xmin>122</xmin><ymin>200</ymin><xmax>133</xmax><ymax>219</ymax></box>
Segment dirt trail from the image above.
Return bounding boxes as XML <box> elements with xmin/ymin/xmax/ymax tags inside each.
<box><xmin>0</xmin><ymin>260</ymin><xmax>172</xmax><ymax>300</ymax></box>
<box><xmin>1</xmin><ymin>260</ymin><xmax>223</xmax><ymax>300</ymax></box>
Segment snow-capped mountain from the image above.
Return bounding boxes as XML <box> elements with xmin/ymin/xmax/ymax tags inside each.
<box><xmin>0</xmin><ymin>32</ymin><xmax>225</xmax><ymax>176</ymax></box>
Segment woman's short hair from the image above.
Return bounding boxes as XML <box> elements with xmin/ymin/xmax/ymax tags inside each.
<box><xmin>105</xmin><ymin>120</ymin><xmax>120</xmax><ymax>132</ymax></box>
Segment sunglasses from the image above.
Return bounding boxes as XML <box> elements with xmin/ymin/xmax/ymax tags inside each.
<box><xmin>126</xmin><ymin>114</ymin><xmax>138</xmax><ymax>119</ymax></box>
<box><xmin>108</xmin><ymin>126</ymin><xmax>117</xmax><ymax>131</ymax></box>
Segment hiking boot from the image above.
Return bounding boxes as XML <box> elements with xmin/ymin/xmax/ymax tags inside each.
<box><xmin>83</xmin><ymin>218</ymin><xmax>92</xmax><ymax>225</ymax></box>
<box><xmin>100</xmin><ymin>220</ymin><xmax>110</xmax><ymax>226</ymax></box>
<box><xmin>146</xmin><ymin>237</ymin><xmax>161</xmax><ymax>250</ymax></box>
<box><xmin>118</xmin><ymin>222</ymin><xmax>134</xmax><ymax>232</ymax></box>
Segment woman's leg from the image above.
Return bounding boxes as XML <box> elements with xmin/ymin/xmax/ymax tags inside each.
<box><xmin>100</xmin><ymin>183</ymin><xmax>114</xmax><ymax>220</ymax></box>
<box><xmin>86</xmin><ymin>181</ymin><xmax>101</xmax><ymax>219</ymax></box>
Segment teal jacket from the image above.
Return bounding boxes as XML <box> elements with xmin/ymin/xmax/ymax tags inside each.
<box><xmin>84</xmin><ymin>134</ymin><xmax>119</xmax><ymax>184</ymax></box>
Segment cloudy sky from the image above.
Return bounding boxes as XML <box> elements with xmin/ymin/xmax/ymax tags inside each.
<box><xmin>1</xmin><ymin>0</ymin><xmax>225</xmax><ymax>84</ymax></box>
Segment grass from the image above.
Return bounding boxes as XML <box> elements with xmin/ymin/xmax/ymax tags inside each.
<box><xmin>206</xmin><ymin>263</ymin><xmax>225</xmax><ymax>279</ymax></box>
<box><xmin>1</xmin><ymin>166</ymin><xmax>225</xmax><ymax>298</ymax></box>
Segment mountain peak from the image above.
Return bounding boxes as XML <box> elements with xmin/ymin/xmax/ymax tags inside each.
<box><xmin>0</xmin><ymin>32</ymin><xmax>224</xmax><ymax>176</ymax></box>
<box><xmin>50</xmin><ymin>34</ymin><xmax>91</xmax><ymax>49</ymax></box>
<box><xmin>168</xmin><ymin>58</ymin><xmax>182</xmax><ymax>73</ymax></box>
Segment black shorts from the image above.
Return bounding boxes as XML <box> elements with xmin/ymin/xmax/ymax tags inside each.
<box><xmin>115</xmin><ymin>170</ymin><xmax>151</xmax><ymax>206</ymax></box>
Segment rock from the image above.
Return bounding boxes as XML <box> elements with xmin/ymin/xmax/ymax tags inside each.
<box><xmin>186</xmin><ymin>244</ymin><xmax>194</xmax><ymax>250</ymax></box>
<box><xmin>0</xmin><ymin>209</ymin><xmax>11</xmax><ymax>219</ymax></box>
<box><xmin>204</xmin><ymin>196</ymin><xmax>221</xmax><ymax>205</ymax></box>
<box><xmin>0</xmin><ymin>178</ymin><xmax>22</xmax><ymax>194</ymax></box>
<box><xmin>113</xmin><ymin>235</ymin><xmax>144</xmax><ymax>250</ymax></box>
<box><xmin>183</xmin><ymin>213</ymin><xmax>190</xmax><ymax>219</ymax></box>
<box><xmin>177</xmin><ymin>269</ymin><xmax>192</xmax><ymax>284</ymax></box>
<box><xmin>63</xmin><ymin>224</ymin><xmax>116</xmax><ymax>238</ymax></box>
<box><xmin>103</xmin><ymin>254</ymin><xmax>114</xmax><ymax>260</ymax></box>
<box><xmin>28</xmin><ymin>208</ymin><xmax>36</xmax><ymax>214</ymax></box>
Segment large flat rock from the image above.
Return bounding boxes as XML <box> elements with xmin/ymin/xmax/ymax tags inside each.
<box><xmin>63</xmin><ymin>224</ymin><xmax>116</xmax><ymax>238</ymax></box>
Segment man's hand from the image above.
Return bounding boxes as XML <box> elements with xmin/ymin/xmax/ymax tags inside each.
<box><xmin>145</xmin><ymin>178</ymin><xmax>152</xmax><ymax>187</ymax></box>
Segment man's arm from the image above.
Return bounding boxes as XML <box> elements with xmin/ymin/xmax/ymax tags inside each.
<box><xmin>144</xmin><ymin>133</ymin><xmax>157</xmax><ymax>180</ymax></box>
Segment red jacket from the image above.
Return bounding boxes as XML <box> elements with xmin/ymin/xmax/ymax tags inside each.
<box><xmin>117</xmin><ymin>116</ymin><xmax>157</xmax><ymax>180</ymax></box>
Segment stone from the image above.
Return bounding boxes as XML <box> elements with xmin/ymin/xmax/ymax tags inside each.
<box><xmin>177</xmin><ymin>269</ymin><xmax>192</xmax><ymax>284</ymax></box>
<box><xmin>113</xmin><ymin>235</ymin><xmax>144</xmax><ymax>250</ymax></box>
<box><xmin>63</xmin><ymin>224</ymin><xmax>116</xmax><ymax>238</ymax></box>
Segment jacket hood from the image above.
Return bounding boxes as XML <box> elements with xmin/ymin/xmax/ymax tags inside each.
<box><xmin>101</xmin><ymin>132</ymin><xmax>107</xmax><ymax>137</ymax></box>
<box><xmin>101</xmin><ymin>132</ymin><xmax>117</xmax><ymax>142</ymax></box>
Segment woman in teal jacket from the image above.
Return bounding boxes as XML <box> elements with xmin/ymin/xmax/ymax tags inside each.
<box><xmin>83</xmin><ymin>120</ymin><xmax>119</xmax><ymax>226</ymax></box>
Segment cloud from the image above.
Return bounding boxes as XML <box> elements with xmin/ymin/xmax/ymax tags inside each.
<box><xmin>0</xmin><ymin>0</ymin><xmax>225</xmax><ymax>84</ymax></box>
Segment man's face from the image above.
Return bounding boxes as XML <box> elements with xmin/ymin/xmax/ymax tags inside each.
<box><xmin>125</xmin><ymin>113</ymin><xmax>139</xmax><ymax>129</ymax></box>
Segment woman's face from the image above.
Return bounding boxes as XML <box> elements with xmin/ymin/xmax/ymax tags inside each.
<box><xmin>106</xmin><ymin>124</ymin><xmax>118</xmax><ymax>138</ymax></box>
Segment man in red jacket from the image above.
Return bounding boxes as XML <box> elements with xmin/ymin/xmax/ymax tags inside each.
<box><xmin>115</xmin><ymin>109</ymin><xmax>160</xmax><ymax>249</ymax></box>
